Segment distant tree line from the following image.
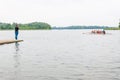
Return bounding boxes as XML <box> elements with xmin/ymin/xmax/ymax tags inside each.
<box><xmin>0</xmin><ymin>22</ymin><xmax>51</xmax><ymax>30</ymax></box>
<box><xmin>0</xmin><ymin>22</ymin><xmax>12</xmax><ymax>29</ymax></box>
<box><xmin>52</xmin><ymin>26</ymin><xmax>110</xmax><ymax>29</ymax></box>
<box><xmin>119</xmin><ymin>21</ymin><xmax>120</xmax><ymax>28</ymax></box>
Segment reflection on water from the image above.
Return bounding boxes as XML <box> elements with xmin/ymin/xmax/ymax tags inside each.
<box><xmin>13</xmin><ymin>42</ymin><xmax>21</xmax><ymax>80</ymax></box>
<box><xmin>15</xmin><ymin>42</ymin><xmax>19</xmax><ymax>52</ymax></box>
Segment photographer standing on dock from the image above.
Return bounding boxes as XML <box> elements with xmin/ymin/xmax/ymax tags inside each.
<box><xmin>15</xmin><ymin>24</ymin><xmax>19</xmax><ymax>40</ymax></box>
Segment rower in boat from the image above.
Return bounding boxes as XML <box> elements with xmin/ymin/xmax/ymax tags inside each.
<box><xmin>91</xmin><ymin>30</ymin><xmax>106</xmax><ymax>34</ymax></box>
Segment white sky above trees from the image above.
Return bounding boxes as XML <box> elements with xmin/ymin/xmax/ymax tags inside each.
<box><xmin>0</xmin><ymin>0</ymin><xmax>120</xmax><ymax>27</ymax></box>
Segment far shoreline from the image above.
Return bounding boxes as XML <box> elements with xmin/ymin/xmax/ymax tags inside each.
<box><xmin>0</xmin><ymin>27</ymin><xmax>120</xmax><ymax>30</ymax></box>
<box><xmin>0</xmin><ymin>29</ymin><xmax>120</xmax><ymax>30</ymax></box>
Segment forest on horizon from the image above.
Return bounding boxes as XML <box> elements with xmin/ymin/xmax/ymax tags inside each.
<box><xmin>0</xmin><ymin>22</ymin><xmax>51</xmax><ymax>30</ymax></box>
<box><xmin>0</xmin><ymin>22</ymin><xmax>119</xmax><ymax>30</ymax></box>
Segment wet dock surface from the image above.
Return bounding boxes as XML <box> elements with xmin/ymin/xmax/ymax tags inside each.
<box><xmin>0</xmin><ymin>40</ymin><xmax>23</xmax><ymax>45</ymax></box>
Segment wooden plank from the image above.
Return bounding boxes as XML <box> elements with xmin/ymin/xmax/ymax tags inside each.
<box><xmin>0</xmin><ymin>40</ymin><xmax>23</xmax><ymax>45</ymax></box>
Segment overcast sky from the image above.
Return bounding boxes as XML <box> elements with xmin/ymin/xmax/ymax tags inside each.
<box><xmin>0</xmin><ymin>0</ymin><xmax>120</xmax><ymax>27</ymax></box>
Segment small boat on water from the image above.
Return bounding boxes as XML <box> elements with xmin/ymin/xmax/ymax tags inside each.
<box><xmin>91</xmin><ymin>30</ymin><xmax>106</xmax><ymax>34</ymax></box>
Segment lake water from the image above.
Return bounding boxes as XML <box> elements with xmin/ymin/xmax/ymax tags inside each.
<box><xmin>0</xmin><ymin>30</ymin><xmax>120</xmax><ymax>80</ymax></box>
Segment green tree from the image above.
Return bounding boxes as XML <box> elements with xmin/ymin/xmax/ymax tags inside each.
<box><xmin>0</xmin><ymin>22</ymin><xmax>51</xmax><ymax>30</ymax></box>
<box><xmin>119</xmin><ymin>22</ymin><xmax>120</xmax><ymax>28</ymax></box>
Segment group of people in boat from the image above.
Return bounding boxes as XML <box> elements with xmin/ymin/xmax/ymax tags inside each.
<box><xmin>91</xmin><ymin>30</ymin><xmax>106</xmax><ymax>34</ymax></box>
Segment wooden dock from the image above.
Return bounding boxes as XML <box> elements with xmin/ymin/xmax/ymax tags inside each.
<box><xmin>0</xmin><ymin>40</ymin><xmax>23</xmax><ymax>45</ymax></box>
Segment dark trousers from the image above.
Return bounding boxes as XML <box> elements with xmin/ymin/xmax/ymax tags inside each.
<box><xmin>15</xmin><ymin>31</ymin><xmax>19</xmax><ymax>40</ymax></box>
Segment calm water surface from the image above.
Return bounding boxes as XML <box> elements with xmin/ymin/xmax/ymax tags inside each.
<box><xmin>0</xmin><ymin>30</ymin><xmax>120</xmax><ymax>80</ymax></box>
